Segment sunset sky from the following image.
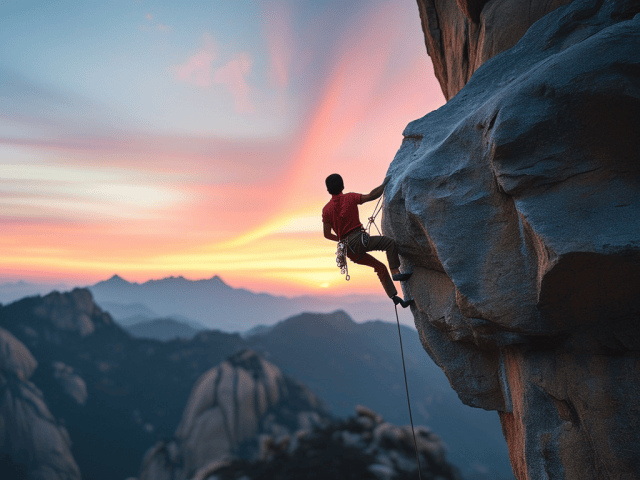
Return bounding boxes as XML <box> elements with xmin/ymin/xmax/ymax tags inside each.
<box><xmin>1</xmin><ymin>0</ymin><xmax>445</xmax><ymax>297</ymax></box>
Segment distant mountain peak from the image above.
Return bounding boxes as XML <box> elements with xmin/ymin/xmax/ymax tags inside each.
<box><xmin>270</xmin><ymin>310</ymin><xmax>358</xmax><ymax>337</ymax></box>
<box><xmin>106</xmin><ymin>274</ymin><xmax>129</xmax><ymax>284</ymax></box>
<box><xmin>209</xmin><ymin>275</ymin><xmax>229</xmax><ymax>287</ymax></box>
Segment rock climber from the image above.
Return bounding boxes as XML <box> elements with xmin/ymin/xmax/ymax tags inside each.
<box><xmin>322</xmin><ymin>173</ymin><xmax>413</xmax><ymax>308</ymax></box>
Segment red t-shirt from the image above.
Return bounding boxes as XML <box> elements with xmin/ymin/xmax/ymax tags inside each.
<box><xmin>322</xmin><ymin>192</ymin><xmax>363</xmax><ymax>239</ymax></box>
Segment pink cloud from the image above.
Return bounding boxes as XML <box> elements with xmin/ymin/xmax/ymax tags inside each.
<box><xmin>174</xmin><ymin>34</ymin><xmax>217</xmax><ymax>87</ymax></box>
<box><xmin>212</xmin><ymin>52</ymin><xmax>253</xmax><ymax>113</ymax></box>
<box><xmin>172</xmin><ymin>34</ymin><xmax>253</xmax><ymax>113</ymax></box>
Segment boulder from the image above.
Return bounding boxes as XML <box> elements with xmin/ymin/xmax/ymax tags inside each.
<box><xmin>0</xmin><ymin>327</ymin><xmax>81</xmax><ymax>480</ymax></box>
<box><xmin>385</xmin><ymin>0</ymin><xmax>640</xmax><ymax>478</ymax></box>
<box><xmin>205</xmin><ymin>405</ymin><xmax>463</xmax><ymax>480</ymax></box>
<box><xmin>0</xmin><ymin>324</ymin><xmax>37</xmax><ymax>381</ymax></box>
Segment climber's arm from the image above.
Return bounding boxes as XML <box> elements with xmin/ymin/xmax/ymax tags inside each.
<box><xmin>323</xmin><ymin>223</ymin><xmax>339</xmax><ymax>242</ymax></box>
<box><xmin>360</xmin><ymin>176</ymin><xmax>390</xmax><ymax>204</ymax></box>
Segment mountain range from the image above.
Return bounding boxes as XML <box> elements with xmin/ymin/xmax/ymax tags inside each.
<box><xmin>87</xmin><ymin>274</ymin><xmax>404</xmax><ymax>331</ymax></box>
<box><xmin>0</xmin><ymin>288</ymin><xmax>512</xmax><ymax>479</ymax></box>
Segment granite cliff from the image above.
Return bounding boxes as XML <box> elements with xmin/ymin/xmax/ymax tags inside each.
<box><xmin>384</xmin><ymin>0</ymin><xmax>640</xmax><ymax>478</ymax></box>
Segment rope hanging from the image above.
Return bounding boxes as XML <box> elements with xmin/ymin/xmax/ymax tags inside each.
<box><xmin>333</xmin><ymin>192</ymin><xmax>423</xmax><ymax>478</ymax></box>
<box><xmin>394</xmin><ymin>303</ymin><xmax>423</xmax><ymax>480</ymax></box>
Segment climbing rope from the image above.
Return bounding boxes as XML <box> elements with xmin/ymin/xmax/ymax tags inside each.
<box><xmin>333</xmin><ymin>190</ymin><xmax>422</xmax><ymax>477</ymax></box>
<box><xmin>395</xmin><ymin>303</ymin><xmax>423</xmax><ymax>480</ymax></box>
<box><xmin>365</xmin><ymin>195</ymin><xmax>384</xmax><ymax>236</ymax></box>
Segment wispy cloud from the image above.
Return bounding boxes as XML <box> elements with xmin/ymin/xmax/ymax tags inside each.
<box><xmin>0</xmin><ymin>162</ymin><xmax>191</xmax><ymax>222</ymax></box>
<box><xmin>0</xmin><ymin>67</ymin><xmax>135</xmax><ymax>138</ymax></box>
<box><xmin>139</xmin><ymin>12</ymin><xmax>173</xmax><ymax>33</ymax></box>
<box><xmin>212</xmin><ymin>52</ymin><xmax>253</xmax><ymax>112</ymax></box>
<box><xmin>173</xmin><ymin>33</ymin><xmax>217</xmax><ymax>87</ymax></box>
<box><xmin>172</xmin><ymin>33</ymin><xmax>254</xmax><ymax>112</ymax></box>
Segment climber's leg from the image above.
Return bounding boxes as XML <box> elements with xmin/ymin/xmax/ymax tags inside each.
<box><xmin>363</xmin><ymin>235</ymin><xmax>400</xmax><ymax>272</ymax></box>
<box><xmin>347</xmin><ymin>250</ymin><xmax>397</xmax><ymax>298</ymax></box>
<box><xmin>363</xmin><ymin>235</ymin><xmax>413</xmax><ymax>281</ymax></box>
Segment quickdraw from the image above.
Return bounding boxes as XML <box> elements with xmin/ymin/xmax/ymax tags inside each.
<box><xmin>336</xmin><ymin>240</ymin><xmax>350</xmax><ymax>281</ymax></box>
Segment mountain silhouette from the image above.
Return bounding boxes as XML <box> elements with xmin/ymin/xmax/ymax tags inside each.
<box><xmin>88</xmin><ymin>274</ymin><xmax>397</xmax><ymax>331</ymax></box>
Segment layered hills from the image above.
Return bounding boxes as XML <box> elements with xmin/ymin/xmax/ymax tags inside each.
<box><xmin>0</xmin><ymin>288</ymin><xmax>512</xmax><ymax>479</ymax></box>
<box><xmin>87</xmin><ymin>274</ymin><xmax>397</xmax><ymax>332</ymax></box>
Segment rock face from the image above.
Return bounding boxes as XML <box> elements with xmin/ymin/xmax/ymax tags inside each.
<box><xmin>209</xmin><ymin>404</ymin><xmax>463</xmax><ymax>480</ymax></box>
<box><xmin>385</xmin><ymin>0</ymin><xmax>640</xmax><ymax>478</ymax></box>
<box><xmin>52</xmin><ymin>362</ymin><xmax>87</xmax><ymax>406</ymax></box>
<box><xmin>138</xmin><ymin>349</ymin><xmax>330</xmax><ymax>480</ymax></box>
<box><xmin>34</xmin><ymin>288</ymin><xmax>114</xmax><ymax>337</ymax></box>
<box><xmin>0</xmin><ymin>327</ymin><xmax>81</xmax><ymax>480</ymax></box>
<box><xmin>416</xmin><ymin>0</ymin><xmax>574</xmax><ymax>100</ymax></box>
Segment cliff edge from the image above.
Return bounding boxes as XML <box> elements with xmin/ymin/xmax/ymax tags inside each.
<box><xmin>384</xmin><ymin>0</ymin><xmax>640</xmax><ymax>478</ymax></box>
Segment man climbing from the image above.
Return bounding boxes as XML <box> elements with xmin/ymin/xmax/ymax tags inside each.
<box><xmin>322</xmin><ymin>173</ymin><xmax>413</xmax><ymax>308</ymax></box>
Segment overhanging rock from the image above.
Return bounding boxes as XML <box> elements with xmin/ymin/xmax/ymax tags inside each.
<box><xmin>384</xmin><ymin>0</ymin><xmax>640</xmax><ymax>477</ymax></box>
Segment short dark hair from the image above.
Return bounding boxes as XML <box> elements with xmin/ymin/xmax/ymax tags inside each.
<box><xmin>325</xmin><ymin>174</ymin><xmax>344</xmax><ymax>195</ymax></box>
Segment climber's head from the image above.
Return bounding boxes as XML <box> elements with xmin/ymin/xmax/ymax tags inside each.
<box><xmin>325</xmin><ymin>173</ymin><xmax>344</xmax><ymax>195</ymax></box>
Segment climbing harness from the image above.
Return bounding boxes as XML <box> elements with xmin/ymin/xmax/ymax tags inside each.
<box><xmin>335</xmin><ymin>195</ymin><xmax>384</xmax><ymax>281</ymax></box>
<box><xmin>394</xmin><ymin>303</ymin><xmax>423</xmax><ymax>480</ymax></box>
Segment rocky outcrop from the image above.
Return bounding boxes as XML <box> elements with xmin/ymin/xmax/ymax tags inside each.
<box><xmin>34</xmin><ymin>288</ymin><xmax>114</xmax><ymax>337</ymax></box>
<box><xmin>385</xmin><ymin>0</ymin><xmax>640</xmax><ymax>478</ymax></box>
<box><xmin>138</xmin><ymin>349</ymin><xmax>330</xmax><ymax>480</ymax></box>
<box><xmin>52</xmin><ymin>362</ymin><xmax>87</xmax><ymax>406</ymax></box>
<box><xmin>193</xmin><ymin>405</ymin><xmax>463</xmax><ymax>480</ymax></box>
<box><xmin>416</xmin><ymin>0</ymin><xmax>574</xmax><ymax>100</ymax></box>
<box><xmin>0</xmin><ymin>327</ymin><xmax>81</xmax><ymax>480</ymax></box>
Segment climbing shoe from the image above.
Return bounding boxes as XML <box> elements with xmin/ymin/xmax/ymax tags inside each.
<box><xmin>392</xmin><ymin>295</ymin><xmax>414</xmax><ymax>308</ymax></box>
<box><xmin>392</xmin><ymin>272</ymin><xmax>413</xmax><ymax>282</ymax></box>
